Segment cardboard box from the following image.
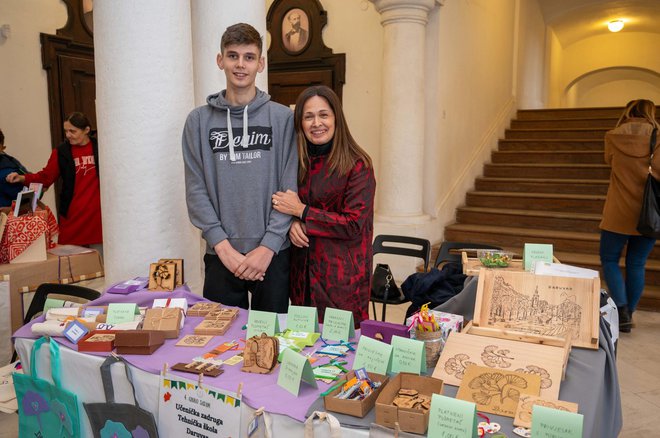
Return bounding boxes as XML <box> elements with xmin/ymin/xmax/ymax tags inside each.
<box><xmin>77</xmin><ymin>330</ymin><xmax>118</xmax><ymax>352</ymax></box>
<box><xmin>143</xmin><ymin>308</ymin><xmax>182</xmax><ymax>339</ymax></box>
<box><xmin>115</xmin><ymin>330</ymin><xmax>165</xmax><ymax>355</ymax></box>
<box><xmin>0</xmin><ymin>250</ymin><xmax>104</xmax><ymax>332</ymax></box>
<box><xmin>375</xmin><ymin>372</ymin><xmax>444</xmax><ymax>434</ymax></box>
<box><xmin>324</xmin><ymin>370</ymin><xmax>388</xmax><ymax>418</ymax></box>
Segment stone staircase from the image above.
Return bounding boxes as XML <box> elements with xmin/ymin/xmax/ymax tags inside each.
<box><xmin>443</xmin><ymin>107</ymin><xmax>660</xmax><ymax>311</ymax></box>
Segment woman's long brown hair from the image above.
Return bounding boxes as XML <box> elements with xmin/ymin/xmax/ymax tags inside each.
<box><xmin>617</xmin><ymin>99</ymin><xmax>659</xmax><ymax>130</ymax></box>
<box><xmin>293</xmin><ymin>86</ymin><xmax>372</xmax><ymax>183</ymax></box>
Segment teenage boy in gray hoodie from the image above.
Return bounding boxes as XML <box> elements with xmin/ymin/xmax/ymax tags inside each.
<box><xmin>182</xmin><ymin>23</ymin><xmax>298</xmax><ymax>313</ymax></box>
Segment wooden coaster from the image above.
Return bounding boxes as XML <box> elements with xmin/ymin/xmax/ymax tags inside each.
<box><xmin>175</xmin><ymin>335</ymin><xmax>214</xmax><ymax>347</ymax></box>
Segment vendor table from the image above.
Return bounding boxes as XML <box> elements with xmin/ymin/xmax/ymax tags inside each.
<box><xmin>13</xmin><ymin>282</ymin><xmax>622</xmax><ymax>437</ymax></box>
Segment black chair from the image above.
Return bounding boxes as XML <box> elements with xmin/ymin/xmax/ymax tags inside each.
<box><xmin>434</xmin><ymin>241</ymin><xmax>503</xmax><ymax>269</ymax></box>
<box><xmin>12</xmin><ymin>283</ymin><xmax>101</xmax><ymax>362</ymax></box>
<box><xmin>370</xmin><ymin>235</ymin><xmax>431</xmax><ymax>322</ymax></box>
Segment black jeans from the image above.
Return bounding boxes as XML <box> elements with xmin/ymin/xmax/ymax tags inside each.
<box><xmin>203</xmin><ymin>248</ymin><xmax>290</xmax><ymax>313</ymax></box>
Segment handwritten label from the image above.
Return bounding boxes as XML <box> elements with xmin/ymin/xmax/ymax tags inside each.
<box><xmin>287</xmin><ymin>305</ymin><xmax>319</xmax><ymax>333</ymax></box>
<box><xmin>532</xmin><ymin>405</ymin><xmax>583</xmax><ymax>438</ymax></box>
<box><xmin>106</xmin><ymin>303</ymin><xmax>139</xmax><ymax>325</ymax></box>
<box><xmin>321</xmin><ymin>308</ymin><xmax>355</xmax><ymax>342</ymax></box>
<box><xmin>246</xmin><ymin>310</ymin><xmax>280</xmax><ymax>338</ymax></box>
<box><xmin>352</xmin><ymin>335</ymin><xmax>392</xmax><ymax>375</ymax></box>
<box><xmin>277</xmin><ymin>348</ymin><xmax>317</xmax><ymax>396</ymax></box>
<box><xmin>427</xmin><ymin>394</ymin><xmax>477</xmax><ymax>438</ymax></box>
<box><xmin>391</xmin><ymin>335</ymin><xmax>426</xmax><ymax>374</ymax></box>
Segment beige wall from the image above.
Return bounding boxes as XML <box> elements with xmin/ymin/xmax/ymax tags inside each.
<box><xmin>567</xmin><ymin>67</ymin><xmax>660</xmax><ymax>107</ymax></box>
<box><xmin>0</xmin><ymin>0</ymin><xmax>67</xmax><ymax>212</ymax></box>
<box><xmin>515</xmin><ymin>0</ymin><xmax>547</xmax><ymax>109</ymax></box>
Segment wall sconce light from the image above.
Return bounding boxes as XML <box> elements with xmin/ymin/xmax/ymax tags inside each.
<box><xmin>608</xmin><ymin>20</ymin><xmax>624</xmax><ymax>32</ymax></box>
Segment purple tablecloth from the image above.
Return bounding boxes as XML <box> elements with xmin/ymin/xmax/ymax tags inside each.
<box><xmin>13</xmin><ymin>286</ymin><xmax>356</xmax><ymax>422</ymax></box>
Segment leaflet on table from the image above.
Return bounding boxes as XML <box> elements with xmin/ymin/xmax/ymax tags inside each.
<box><xmin>106</xmin><ymin>277</ymin><xmax>149</xmax><ymax>294</ymax></box>
<box><xmin>532</xmin><ymin>261</ymin><xmax>599</xmax><ymax>279</ymax></box>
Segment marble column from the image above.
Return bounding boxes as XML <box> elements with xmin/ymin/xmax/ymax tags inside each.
<box><xmin>191</xmin><ymin>0</ymin><xmax>268</xmax><ymax>105</ymax></box>
<box><xmin>93</xmin><ymin>0</ymin><xmax>202</xmax><ymax>291</ymax></box>
<box><xmin>370</xmin><ymin>0</ymin><xmax>438</xmax><ymax>224</ymax></box>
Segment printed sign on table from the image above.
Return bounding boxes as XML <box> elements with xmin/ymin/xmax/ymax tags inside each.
<box><xmin>158</xmin><ymin>374</ymin><xmax>241</xmax><ymax>438</ymax></box>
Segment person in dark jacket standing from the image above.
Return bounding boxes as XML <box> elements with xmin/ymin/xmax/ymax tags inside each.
<box><xmin>6</xmin><ymin>112</ymin><xmax>102</xmax><ymax>247</ymax></box>
<box><xmin>0</xmin><ymin>128</ymin><xmax>29</xmax><ymax>208</ymax></box>
<box><xmin>272</xmin><ymin>85</ymin><xmax>376</xmax><ymax>326</ymax></box>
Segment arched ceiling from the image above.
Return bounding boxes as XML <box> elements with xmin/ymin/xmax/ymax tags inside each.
<box><xmin>537</xmin><ymin>0</ymin><xmax>660</xmax><ymax>47</ymax></box>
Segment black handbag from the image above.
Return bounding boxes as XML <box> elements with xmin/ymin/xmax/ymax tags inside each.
<box><xmin>636</xmin><ymin>128</ymin><xmax>660</xmax><ymax>239</ymax></box>
<box><xmin>371</xmin><ymin>263</ymin><xmax>402</xmax><ymax>301</ymax></box>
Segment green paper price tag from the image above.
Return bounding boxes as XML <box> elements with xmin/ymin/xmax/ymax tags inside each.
<box><xmin>427</xmin><ymin>394</ymin><xmax>478</xmax><ymax>438</ymax></box>
<box><xmin>352</xmin><ymin>335</ymin><xmax>392</xmax><ymax>375</ymax></box>
<box><xmin>287</xmin><ymin>305</ymin><xmax>319</xmax><ymax>333</ymax></box>
<box><xmin>321</xmin><ymin>308</ymin><xmax>355</xmax><ymax>342</ymax></box>
<box><xmin>391</xmin><ymin>335</ymin><xmax>426</xmax><ymax>374</ymax></box>
<box><xmin>277</xmin><ymin>348</ymin><xmax>318</xmax><ymax>396</ymax></box>
<box><xmin>532</xmin><ymin>405</ymin><xmax>584</xmax><ymax>438</ymax></box>
<box><xmin>246</xmin><ymin>310</ymin><xmax>280</xmax><ymax>338</ymax></box>
<box><xmin>106</xmin><ymin>303</ymin><xmax>139</xmax><ymax>325</ymax></box>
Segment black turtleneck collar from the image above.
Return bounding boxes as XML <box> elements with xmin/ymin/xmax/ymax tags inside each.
<box><xmin>307</xmin><ymin>138</ymin><xmax>333</xmax><ymax>157</ymax></box>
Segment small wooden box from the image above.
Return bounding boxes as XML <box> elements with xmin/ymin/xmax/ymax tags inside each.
<box><xmin>473</xmin><ymin>270</ymin><xmax>600</xmax><ymax>349</ymax></box>
<box><xmin>148</xmin><ymin>262</ymin><xmax>176</xmax><ymax>291</ymax></box>
<box><xmin>143</xmin><ymin>308</ymin><xmax>182</xmax><ymax>339</ymax></box>
<box><xmin>115</xmin><ymin>330</ymin><xmax>165</xmax><ymax>355</ymax></box>
<box><xmin>194</xmin><ymin>319</ymin><xmax>231</xmax><ymax>336</ymax></box>
<box><xmin>158</xmin><ymin>258</ymin><xmax>184</xmax><ymax>286</ymax></box>
<box><xmin>77</xmin><ymin>330</ymin><xmax>119</xmax><ymax>352</ymax></box>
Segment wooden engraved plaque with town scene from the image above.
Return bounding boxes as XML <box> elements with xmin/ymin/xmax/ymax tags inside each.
<box><xmin>433</xmin><ymin>331</ymin><xmax>564</xmax><ymax>399</ymax></box>
<box><xmin>474</xmin><ymin>270</ymin><xmax>600</xmax><ymax>349</ymax></box>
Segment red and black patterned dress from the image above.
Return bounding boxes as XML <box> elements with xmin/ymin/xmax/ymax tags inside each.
<box><xmin>290</xmin><ymin>154</ymin><xmax>376</xmax><ymax>326</ymax></box>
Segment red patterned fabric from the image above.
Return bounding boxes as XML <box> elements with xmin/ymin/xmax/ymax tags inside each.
<box><xmin>0</xmin><ymin>206</ymin><xmax>58</xmax><ymax>263</ymax></box>
<box><xmin>290</xmin><ymin>157</ymin><xmax>376</xmax><ymax>326</ymax></box>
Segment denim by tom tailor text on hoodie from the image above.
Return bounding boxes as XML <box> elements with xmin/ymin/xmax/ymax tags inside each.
<box><xmin>183</xmin><ymin>88</ymin><xmax>298</xmax><ymax>255</ymax></box>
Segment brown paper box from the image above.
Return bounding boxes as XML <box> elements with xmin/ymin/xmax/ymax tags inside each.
<box><xmin>115</xmin><ymin>330</ymin><xmax>165</xmax><ymax>355</ymax></box>
<box><xmin>0</xmin><ymin>250</ymin><xmax>104</xmax><ymax>332</ymax></box>
<box><xmin>194</xmin><ymin>319</ymin><xmax>231</xmax><ymax>336</ymax></box>
<box><xmin>375</xmin><ymin>372</ymin><xmax>444</xmax><ymax>435</ymax></box>
<box><xmin>324</xmin><ymin>371</ymin><xmax>389</xmax><ymax>418</ymax></box>
<box><xmin>144</xmin><ymin>308</ymin><xmax>182</xmax><ymax>339</ymax></box>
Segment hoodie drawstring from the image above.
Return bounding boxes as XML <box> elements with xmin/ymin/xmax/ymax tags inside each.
<box><xmin>226</xmin><ymin>105</ymin><xmax>249</xmax><ymax>162</ymax></box>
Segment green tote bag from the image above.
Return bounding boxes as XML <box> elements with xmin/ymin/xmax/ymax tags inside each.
<box><xmin>14</xmin><ymin>336</ymin><xmax>81</xmax><ymax>437</ymax></box>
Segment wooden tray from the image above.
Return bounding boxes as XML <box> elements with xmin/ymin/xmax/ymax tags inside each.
<box><xmin>473</xmin><ymin>270</ymin><xmax>600</xmax><ymax>349</ymax></box>
<box><xmin>461</xmin><ymin>252</ymin><xmax>561</xmax><ymax>276</ymax></box>
<box><xmin>432</xmin><ymin>331</ymin><xmax>565</xmax><ymax>399</ymax></box>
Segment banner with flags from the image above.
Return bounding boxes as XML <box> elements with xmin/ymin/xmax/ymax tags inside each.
<box><xmin>158</xmin><ymin>374</ymin><xmax>241</xmax><ymax>437</ymax></box>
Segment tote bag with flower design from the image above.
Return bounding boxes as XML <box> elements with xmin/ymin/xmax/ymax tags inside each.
<box><xmin>13</xmin><ymin>336</ymin><xmax>80</xmax><ymax>437</ymax></box>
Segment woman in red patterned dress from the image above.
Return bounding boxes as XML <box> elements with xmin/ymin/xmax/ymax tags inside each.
<box><xmin>272</xmin><ymin>86</ymin><xmax>376</xmax><ymax>326</ymax></box>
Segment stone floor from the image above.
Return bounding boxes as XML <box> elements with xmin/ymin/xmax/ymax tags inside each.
<box><xmin>0</xmin><ymin>292</ymin><xmax>656</xmax><ymax>437</ymax></box>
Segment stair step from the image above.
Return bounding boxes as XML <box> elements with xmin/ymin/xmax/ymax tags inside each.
<box><xmin>511</xmin><ymin>118</ymin><xmax>618</xmax><ymax>129</ymax></box>
<box><xmin>516</xmin><ymin>107</ymin><xmax>626</xmax><ymax>120</ymax></box>
<box><xmin>484</xmin><ymin>163</ymin><xmax>611</xmax><ymax>179</ymax></box>
<box><xmin>638</xmin><ymin>286</ymin><xmax>660</xmax><ymax>311</ymax></box>
<box><xmin>466</xmin><ymin>191</ymin><xmax>604</xmax><ymax>214</ymax></box>
<box><xmin>492</xmin><ymin>151</ymin><xmax>605</xmax><ymax>164</ymax></box>
<box><xmin>475</xmin><ymin>177</ymin><xmax>609</xmax><ymax>195</ymax></box>
<box><xmin>499</xmin><ymin>139</ymin><xmax>604</xmax><ymax>151</ymax></box>
<box><xmin>505</xmin><ymin>128</ymin><xmax>608</xmax><ymax>140</ymax></box>
<box><xmin>456</xmin><ymin>206</ymin><xmax>601</xmax><ymax>232</ymax></box>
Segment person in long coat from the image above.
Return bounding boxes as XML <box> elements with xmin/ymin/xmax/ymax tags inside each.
<box><xmin>600</xmin><ymin>99</ymin><xmax>659</xmax><ymax>332</ymax></box>
<box><xmin>272</xmin><ymin>85</ymin><xmax>376</xmax><ymax>325</ymax></box>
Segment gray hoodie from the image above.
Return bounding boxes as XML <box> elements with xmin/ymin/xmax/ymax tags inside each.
<box><xmin>182</xmin><ymin>89</ymin><xmax>298</xmax><ymax>255</ymax></box>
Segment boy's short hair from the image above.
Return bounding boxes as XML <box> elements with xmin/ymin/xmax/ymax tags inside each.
<box><xmin>221</xmin><ymin>23</ymin><xmax>263</xmax><ymax>54</ymax></box>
